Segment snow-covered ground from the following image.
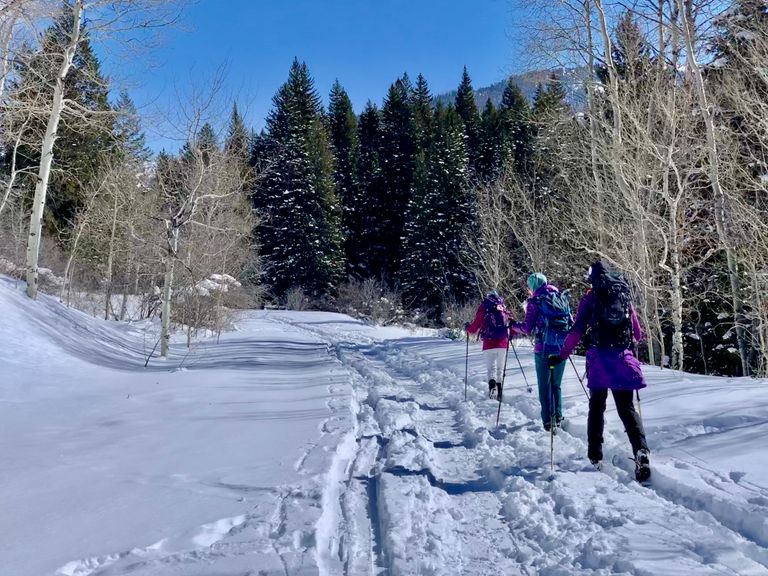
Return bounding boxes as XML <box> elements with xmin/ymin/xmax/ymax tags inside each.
<box><xmin>3</xmin><ymin>275</ymin><xmax>768</xmax><ymax>575</ymax></box>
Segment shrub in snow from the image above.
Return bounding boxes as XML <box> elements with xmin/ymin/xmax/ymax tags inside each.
<box><xmin>284</xmin><ymin>287</ymin><xmax>311</xmax><ymax>311</ymax></box>
<box><xmin>0</xmin><ymin>259</ymin><xmax>63</xmax><ymax>289</ymax></box>
<box><xmin>0</xmin><ymin>258</ymin><xmax>22</xmax><ymax>279</ymax></box>
<box><xmin>335</xmin><ymin>278</ymin><xmax>410</xmax><ymax>325</ymax></box>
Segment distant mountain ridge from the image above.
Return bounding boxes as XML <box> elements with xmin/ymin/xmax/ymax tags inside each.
<box><xmin>434</xmin><ymin>67</ymin><xmax>588</xmax><ymax>108</ymax></box>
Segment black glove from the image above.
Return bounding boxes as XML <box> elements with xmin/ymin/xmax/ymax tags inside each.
<box><xmin>464</xmin><ymin>322</ymin><xmax>470</xmax><ymax>330</ymax></box>
<box><xmin>547</xmin><ymin>354</ymin><xmax>564</xmax><ymax>368</ymax></box>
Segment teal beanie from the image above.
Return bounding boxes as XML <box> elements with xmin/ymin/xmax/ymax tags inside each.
<box><xmin>527</xmin><ymin>272</ymin><xmax>547</xmax><ymax>292</ymax></box>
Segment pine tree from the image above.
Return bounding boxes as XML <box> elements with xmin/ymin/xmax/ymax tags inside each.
<box><xmin>376</xmin><ymin>77</ymin><xmax>416</xmax><ymax>282</ymax></box>
<box><xmin>454</xmin><ymin>66</ymin><xmax>481</xmax><ymax>180</ymax></box>
<box><xmin>354</xmin><ymin>101</ymin><xmax>385</xmax><ymax>277</ymax></box>
<box><xmin>184</xmin><ymin>122</ymin><xmax>218</xmax><ymax>167</ymax></box>
<box><xmin>596</xmin><ymin>11</ymin><xmax>654</xmax><ymax>87</ymax></box>
<box><xmin>499</xmin><ymin>78</ymin><xmax>533</xmax><ymax>176</ymax></box>
<box><xmin>476</xmin><ymin>99</ymin><xmax>505</xmax><ymax>182</ymax></box>
<box><xmin>410</xmin><ymin>73</ymin><xmax>434</xmax><ymax>151</ymax></box>
<box><xmin>225</xmin><ymin>102</ymin><xmax>250</xmax><ymax>167</ymax></box>
<box><xmin>533</xmin><ymin>74</ymin><xmax>568</xmax><ymax>118</ymax></box>
<box><xmin>249</xmin><ymin>129</ymin><xmax>272</xmax><ymax>174</ymax></box>
<box><xmin>113</xmin><ymin>90</ymin><xmax>150</xmax><ymax>162</ymax></box>
<box><xmin>402</xmin><ymin>103</ymin><xmax>473</xmax><ymax>320</ymax></box>
<box><xmin>327</xmin><ymin>80</ymin><xmax>360</xmax><ymax>275</ymax></box>
<box><xmin>531</xmin><ymin>75</ymin><xmax>570</xmax><ymax>212</ymax></box>
<box><xmin>252</xmin><ymin>59</ymin><xmax>343</xmax><ymax>297</ymax></box>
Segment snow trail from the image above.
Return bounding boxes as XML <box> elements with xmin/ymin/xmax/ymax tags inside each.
<box><xmin>277</xmin><ymin>313</ymin><xmax>768</xmax><ymax>575</ymax></box>
<box><xmin>4</xmin><ymin>280</ymin><xmax>768</xmax><ymax>575</ymax></box>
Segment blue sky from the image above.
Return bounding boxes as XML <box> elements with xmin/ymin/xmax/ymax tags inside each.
<box><xmin>102</xmin><ymin>0</ymin><xmax>527</xmax><ymax>152</ymax></box>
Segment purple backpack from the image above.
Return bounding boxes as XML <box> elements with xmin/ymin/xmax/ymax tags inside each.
<box><xmin>480</xmin><ymin>294</ymin><xmax>508</xmax><ymax>339</ymax></box>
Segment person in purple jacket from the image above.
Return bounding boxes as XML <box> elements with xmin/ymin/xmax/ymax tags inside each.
<box><xmin>511</xmin><ymin>273</ymin><xmax>571</xmax><ymax>431</ymax></box>
<box><xmin>551</xmin><ymin>261</ymin><xmax>651</xmax><ymax>480</ymax></box>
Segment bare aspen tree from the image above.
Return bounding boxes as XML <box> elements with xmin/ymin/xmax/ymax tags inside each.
<box><xmin>152</xmin><ymin>129</ymin><xmax>254</xmax><ymax>357</ymax></box>
<box><xmin>463</xmin><ymin>172</ymin><xmax>520</xmax><ymax>297</ymax></box>
<box><xmin>675</xmin><ymin>0</ymin><xmax>750</xmax><ymax>375</ymax></box>
<box><xmin>24</xmin><ymin>0</ymin><xmax>83</xmax><ymax>299</ymax></box>
<box><xmin>19</xmin><ymin>0</ymin><xmax>179</xmax><ymax>300</ymax></box>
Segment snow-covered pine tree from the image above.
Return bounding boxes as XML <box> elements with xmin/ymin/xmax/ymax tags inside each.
<box><xmin>499</xmin><ymin>78</ymin><xmax>533</xmax><ymax>177</ymax></box>
<box><xmin>476</xmin><ymin>98</ymin><xmax>505</xmax><ymax>183</ymax></box>
<box><xmin>354</xmin><ymin>101</ymin><xmax>386</xmax><ymax>278</ymax></box>
<box><xmin>253</xmin><ymin>59</ymin><xmax>343</xmax><ymax>298</ymax></box>
<box><xmin>376</xmin><ymin>77</ymin><xmax>416</xmax><ymax>283</ymax></box>
<box><xmin>532</xmin><ymin>75</ymin><xmax>569</xmax><ymax>202</ymax></box>
<box><xmin>455</xmin><ymin>66</ymin><xmax>481</xmax><ymax>181</ymax></box>
<box><xmin>410</xmin><ymin>73</ymin><xmax>434</xmax><ymax>151</ymax></box>
<box><xmin>327</xmin><ymin>80</ymin><xmax>360</xmax><ymax>276</ymax></box>
<box><xmin>401</xmin><ymin>103</ymin><xmax>473</xmax><ymax>320</ymax></box>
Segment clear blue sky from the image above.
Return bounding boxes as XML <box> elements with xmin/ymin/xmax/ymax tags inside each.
<box><xmin>103</xmin><ymin>0</ymin><xmax>527</xmax><ymax>153</ymax></box>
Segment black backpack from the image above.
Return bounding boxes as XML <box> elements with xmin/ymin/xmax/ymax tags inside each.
<box><xmin>589</xmin><ymin>271</ymin><xmax>632</xmax><ymax>349</ymax></box>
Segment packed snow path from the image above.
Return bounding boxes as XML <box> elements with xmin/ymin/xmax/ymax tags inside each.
<box><xmin>3</xmin><ymin>278</ymin><xmax>768</xmax><ymax>575</ymax></box>
<box><xmin>278</xmin><ymin>314</ymin><xmax>768</xmax><ymax>576</ymax></box>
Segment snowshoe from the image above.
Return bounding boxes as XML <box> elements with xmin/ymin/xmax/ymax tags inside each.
<box><xmin>634</xmin><ymin>449</ymin><xmax>651</xmax><ymax>483</ymax></box>
<box><xmin>590</xmin><ymin>459</ymin><xmax>602</xmax><ymax>471</ymax></box>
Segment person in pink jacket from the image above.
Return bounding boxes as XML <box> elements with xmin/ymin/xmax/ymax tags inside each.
<box><xmin>465</xmin><ymin>292</ymin><xmax>511</xmax><ymax>398</ymax></box>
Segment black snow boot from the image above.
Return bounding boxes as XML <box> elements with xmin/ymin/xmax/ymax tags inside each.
<box><xmin>635</xmin><ymin>449</ymin><xmax>651</xmax><ymax>483</ymax></box>
<box><xmin>588</xmin><ymin>445</ymin><xmax>603</xmax><ymax>467</ymax></box>
<box><xmin>488</xmin><ymin>379</ymin><xmax>497</xmax><ymax>398</ymax></box>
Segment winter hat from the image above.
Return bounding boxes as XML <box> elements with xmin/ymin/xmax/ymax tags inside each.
<box><xmin>587</xmin><ymin>261</ymin><xmax>607</xmax><ymax>284</ymax></box>
<box><xmin>527</xmin><ymin>273</ymin><xmax>547</xmax><ymax>292</ymax></box>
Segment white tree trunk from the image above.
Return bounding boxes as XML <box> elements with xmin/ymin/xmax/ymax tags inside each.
<box><xmin>676</xmin><ymin>0</ymin><xmax>750</xmax><ymax>376</ymax></box>
<box><xmin>160</xmin><ymin>226</ymin><xmax>178</xmax><ymax>358</ymax></box>
<box><xmin>0</xmin><ymin>2</ymin><xmax>21</xmax><ymax>101</ymax></box>
<box><xmin>104</xmin><ymin>193</ymin><xmax>119</xmax><ymax>320</ymax></box>
<box><xmin>669</xmin><ymin>220</ymin><xmax>685</xmax><ymax>371</ymax></box>
<box><xmin>25</xmin><ymin>0</ymin><xmax>83</xmax><ymax>299</ymax></box>
<box><xmin>0</xmin><ymin>126</ymin><xmax>26</xmax><ymax>217</ymax></box>
<box><xmin>582</xmin><ymin>0</ymin><xmax>608</xmax><ymax>253</ymax></box>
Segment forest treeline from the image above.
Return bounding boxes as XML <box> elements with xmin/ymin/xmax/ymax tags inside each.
<box><xmin>1</xmin><ymin>1</ymin><xmax>767</xmax><ymax>376</ymax></box>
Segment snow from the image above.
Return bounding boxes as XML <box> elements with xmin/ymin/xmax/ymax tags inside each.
<box><xmin>193</xmin><ymin>273</ymin><xmax>241</xmax><ymax>296</ymax></box>
<box><xmin>3</xmin><ymin>275</ymin><xmax>768</xmax><ymax>575</ymax></box>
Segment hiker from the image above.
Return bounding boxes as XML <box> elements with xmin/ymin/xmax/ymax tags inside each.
<box><xmin>552</xmin><ymin>261</ymin><xmax>651</xmax><ymax>481</ymax></box>
<box><xmin>465</xmin><ymin>291</ymin><xmax>510</xmax><ymax>399</ymax></box>
<box><xmin>510</xmin><ymin>273</ymin><xmax>572</xmax><ymax>431</ymax></box>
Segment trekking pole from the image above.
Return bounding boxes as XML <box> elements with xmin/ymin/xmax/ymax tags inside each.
<box><xmin>636</xmin><ymin>390</ymin><xmax>643</xmax><ymax>420</ymax></box>
<box><xmin>549</xmin><ymin>365</ymin><xmax>556</xmax><ymax>472</ymax></box>
<box><xmin>510</xmin><ymin>341</ymin><xmax>532</xmax><ymax>393</ymax></box>
<box><xmin>496</xmin><ymin>340</ymin><xmax>510</xmax><ymax>426</ymax></box>
<box><xmin>464</xmin><ymin>331</ymin><xmax>469</xmax><ymax>402</ymax></box>
<box><xmin>568</xmin><ymin>356</ymin><xmax>590</xmax><ymax>400</ymax></box>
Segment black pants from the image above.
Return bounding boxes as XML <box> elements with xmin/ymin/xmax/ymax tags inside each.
<box><xmin>587</xmin><ymin>389</ymin><xmax>649</xmax><ymax>461</ymax></box>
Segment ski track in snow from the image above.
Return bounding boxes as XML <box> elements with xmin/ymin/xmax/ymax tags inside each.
<box><xmin>5</xmin><ymin>279</ymin><xmax>768</xmax><ymax>575</ymax></box>
<box><xmin>269</xmin><ymin>314</ymin><xmax>768</xmax><ymax>576</ymax></box>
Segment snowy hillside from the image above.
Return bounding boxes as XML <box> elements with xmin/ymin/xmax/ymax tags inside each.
<box><xmin>2</xmin><ymin>276</ymin><xmax>768</xmax><ymax>575</ymax></box>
